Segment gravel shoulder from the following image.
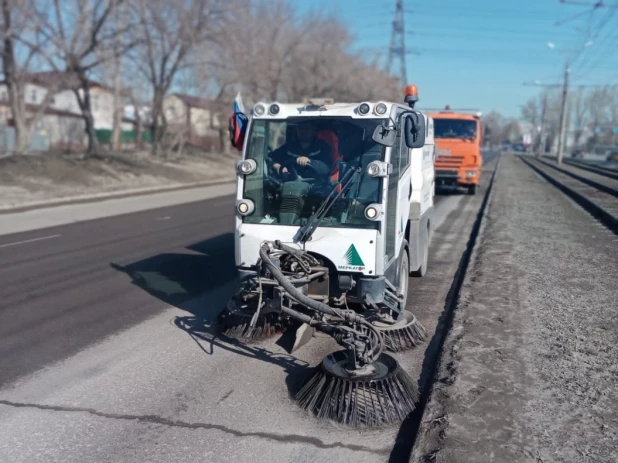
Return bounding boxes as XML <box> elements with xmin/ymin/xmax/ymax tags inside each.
<box><xmin>412</xmin><ymin>154</ymin><xmax>618</xmax><ymax>462</ymax></box>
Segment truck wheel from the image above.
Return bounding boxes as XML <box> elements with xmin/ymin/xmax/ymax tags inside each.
<box><xmin>467</xmin><ymin>184</ymin><xmax>477</xmax><ymax>195</ymax></box>
<box><xmin>410</xmin><ymin>232</ymin><xmax>428</xmax><ymax>277</ymax></box>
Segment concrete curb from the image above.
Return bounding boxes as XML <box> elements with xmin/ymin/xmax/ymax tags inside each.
<box><xmin>0</xmin><ymin>178</ymin><xmax>235</xmax><ymax>215</ymax></box>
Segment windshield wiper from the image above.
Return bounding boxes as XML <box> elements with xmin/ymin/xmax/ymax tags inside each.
<box><xmin>293</xmin><ymin>165</ymin><xmax>362</xmax><ymax>245</ymax></box>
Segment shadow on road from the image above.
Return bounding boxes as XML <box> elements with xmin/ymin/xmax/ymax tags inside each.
<box><xmin>110</xmin><ymin>231</ymin><xmax>313</xmax><ymax>397</ymax></box>
<box><xmin>173</xmin><ymin>314</ymin><xmax>314</xmax><ymax>397</ymax></box>
<box><xmin>110</xmin><ymin>232</ymin><xmax>237</xmax><ymax>320</ymax></box>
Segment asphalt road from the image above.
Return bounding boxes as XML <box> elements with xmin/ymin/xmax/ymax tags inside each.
<box><xmin>0</xmin><ymin>156</ymin><xmax>497</xmax><ymax>463</ymax></box>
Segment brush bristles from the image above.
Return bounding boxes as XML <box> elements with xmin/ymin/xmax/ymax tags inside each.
<box><xmin>217</xmin><ymin>310</ymin><xmax>286</xmax><ymax>341</ymax></box>
<box><xmin>382</xmin><ymin>320</ymin><xmax>427</xmax><ymax>352</ymax></box>
<box><xmin>296</xmin><ymin>358</ymin><xmax>419</xmax><ymax>427</ymax></box>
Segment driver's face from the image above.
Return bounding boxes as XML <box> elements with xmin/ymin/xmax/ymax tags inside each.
<box><xmin>297</xmin><ymin>124</ymin><xmax>315</xmax><ymax>143</ymax></box>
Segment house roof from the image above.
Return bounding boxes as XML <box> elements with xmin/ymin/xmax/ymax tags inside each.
<box><xmin>0</xmin><ymin>71</ymin><xmax>111</xmax><ymax>91</ymax></box>
<box><xmin>0</xmin><ymin>101</ymin><xmax>83</xmax><ymax>119</ymax></box>
<box><xmin>170</xmin><ymin>93</ymin><xmax>214</xmax><ymax>109</ymax></box>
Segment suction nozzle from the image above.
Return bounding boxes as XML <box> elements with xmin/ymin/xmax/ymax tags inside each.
<box><xmin>295</xmin><ymin>350</ymin><xmax>419</xmax><ymax>427</ymax></box>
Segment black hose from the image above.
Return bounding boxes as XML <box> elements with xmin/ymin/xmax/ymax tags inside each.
<box><xmin>260</xmin><ymin>245</ymin><xmax>340</xmax><ymax>317</ymax></box>
<box><xmin>259</xmin><ymin>243</ymin><xmax>384</xmax><ymax>360</ymax></box>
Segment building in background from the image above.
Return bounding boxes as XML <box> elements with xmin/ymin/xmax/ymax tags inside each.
<box><xmin>163</xmin><ymin>93</ymin><xmax>222</xmax><ymax>151</ymax></box>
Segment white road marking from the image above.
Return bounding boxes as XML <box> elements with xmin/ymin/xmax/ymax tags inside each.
<box><xmin>156</xmin><ymin>216</ymin><xmax>171</xmax><ymax>221</ymax></box>
<box><xmin>0</xmin><ymin>234</ymin><xmax>61</xmax><ymax>249</ymax></box>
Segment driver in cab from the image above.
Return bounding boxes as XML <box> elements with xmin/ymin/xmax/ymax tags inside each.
<box><xmin>270</xmin><ymin>121</ymin><xmax>333</xmax><ymax>181</ymax></box>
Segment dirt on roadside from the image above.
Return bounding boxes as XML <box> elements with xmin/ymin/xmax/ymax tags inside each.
<box><xmin>412</xmin><ymin>155</ymin><xmax>618</xmax><ymax>463</ymax></box>
<box><xmin>0</xmin><ymin>151</ymin><xmax>237</xmax><ymax>209</ymax></box>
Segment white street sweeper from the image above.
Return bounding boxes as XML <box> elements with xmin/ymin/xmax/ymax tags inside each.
<box><xmin>221</xmin><ymin>85</ymin><xmax>435</xmax><ymax>426</ymax></box>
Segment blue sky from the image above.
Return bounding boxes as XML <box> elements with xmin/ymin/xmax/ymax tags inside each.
<box><xmin>294</xmin><ymin>0</ymin><xmax>618</xmax><ymax>118</ymax></box>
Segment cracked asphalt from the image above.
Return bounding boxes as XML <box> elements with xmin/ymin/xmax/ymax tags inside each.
<box><xmin>0</xmin><ymin>153</ymin><xmax>499</xmax><ymax>463</ymax></box>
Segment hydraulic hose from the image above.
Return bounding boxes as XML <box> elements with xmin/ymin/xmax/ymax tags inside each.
<box><xmin>259</xmin><ymin>245</ymin><xmax>340</xmax><ymax>318</ymax></box>
<box><xmin>259</xmin><ymin>243</ymin><xmax>384</xmax><ymax>360</ymax></box>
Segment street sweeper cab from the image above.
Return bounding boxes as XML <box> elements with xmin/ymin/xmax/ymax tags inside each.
<box><xmin>222</xmin><ymin>86</ymin><xmax>435</xmax><ymax>427</ymax></box>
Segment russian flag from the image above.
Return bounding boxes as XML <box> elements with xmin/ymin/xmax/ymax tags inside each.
<box><xmin>230</xmin><ymin>92</ymin><xmax>246</xmax><ymax>151</ymax></box>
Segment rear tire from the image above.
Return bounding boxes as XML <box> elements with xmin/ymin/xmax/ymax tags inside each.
<box><xmin>467</xmin><ymin>184</ymin><xmax>477</xmax><ymax>195</ymax></box>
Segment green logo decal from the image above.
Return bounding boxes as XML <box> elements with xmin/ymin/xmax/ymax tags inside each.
<box><xmin>344</xmin><ymin>244</ymin><xmax>365</xmax><ymax>267</ymax></box>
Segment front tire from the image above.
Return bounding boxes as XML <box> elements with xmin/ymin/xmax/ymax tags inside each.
<box><xmin>467</xmin><ymin>184</ymin><xmax>477</xmax><ymax>195</ymax></box>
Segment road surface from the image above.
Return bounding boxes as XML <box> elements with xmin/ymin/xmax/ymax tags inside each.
<box><xmin>0</xmin><ymin>156</ymin><xmax>498</xmax><ymax>462</ymax></box>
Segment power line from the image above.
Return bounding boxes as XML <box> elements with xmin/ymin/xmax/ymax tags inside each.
<box><xmin>386</xmin><ymin>0</ymin><xmax>407</xmax><ymax>85</ymax></box>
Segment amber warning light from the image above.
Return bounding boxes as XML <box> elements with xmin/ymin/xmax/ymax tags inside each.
<box><xmin>404</xmin><ymin>84</ymin><xmax>419</xmax><ymax>108</ymax></box>
<box><xmin>404</xmin><ymin>85</ymin><xmax>418</xmax><ymax>97</ymax></box>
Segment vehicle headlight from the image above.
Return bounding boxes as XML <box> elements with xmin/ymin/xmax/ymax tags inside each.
<box><xmin>364</xmin><ymin>203</ymin><xmax>382</xmax><ymax>221</ymax></box>
<box><xmin>465</xmin><ymin>170</ymin><xmax>477</xmax><ymax>177</ymax></box>
<box><xmin>367</xmin><ymin>163</ymin><xmax>380</xmax><ymax>177</ymax></box>
<box><xmin>269</xmin><ymin>104</ymin><xmax>280</xmax><ymax>115</ymax></box>
<box><xmin>236</xmin><ymin>199</ymin><xmax>255</xmax><ymax>216</ymax></box>
<box><xmin>375</xmin><ymin>102</ymin><xmax>387</xmax><ymax>115</ymax></box>
<box><xmin>253</xmin><ymin>104</ymin><xmax>266</xmax><ymax>116</ymax></box>
<box><xmin>236</xmin><ymin>159</ymin><xmax>257</xmax><ymax>175</ymax></box>
<box><xmin>366</xmin><ymin>160</ymin><xmax>389</xmax><ymax>177</ymax></box>
<box><xmin>358</xmin><ymin>103</ymin><xmax>371</xmax><ymax>115</ymax></box>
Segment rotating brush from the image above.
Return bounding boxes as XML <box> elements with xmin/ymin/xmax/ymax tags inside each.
<box><xmin>295</xmin><ymin>350</ymin><xmax>419</xmax><ymax>427</ymax></box>
<box><xmin>216</xmin><ymin>299</ymin><xmax>288</xmax><ymax>342</ymax></box>
<box><xmin>372</xmin><ymin>310</ymin><xmax>427</xmax><ymax>352</ymax></box>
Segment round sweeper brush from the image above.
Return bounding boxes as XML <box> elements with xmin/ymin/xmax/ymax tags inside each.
<box><xmin>295</xmin><ymin>350</ymin><xmax>419</xmax><ymax>427</ymax></box>
<box><xmin>216</xmin><ymin>302</ymin><xmax>288</xmax><ymax>342</ymax></box>
<box><xmin>371</xmin><ymin>310</ymin><xmax>427</xmax><ymax>352</ymax></box>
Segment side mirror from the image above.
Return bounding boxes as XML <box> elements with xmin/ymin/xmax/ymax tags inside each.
<box><xmin>229</xmin><ymin>112</ymin><xmax>248</xmax><ymax>151</ymax></box>
<box><xmin>404</xmin><ymin>113</ymin><xmax>426</xmax><ymax>149</ymax></box>
<box><xmin>372</xmin><ymin>125</ymin><xmax>397</xmax><ymax>147</ymax></box>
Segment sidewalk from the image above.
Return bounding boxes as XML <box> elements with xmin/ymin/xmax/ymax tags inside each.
<box><xmin>0</xmin><ymin>182</ymin><xmax>235</xmax><ymax>236</ymax></box>
<box><xmin>413</xmin><ymin>155</ymin><xmax>618</xmax><ymax>462</ymax></box>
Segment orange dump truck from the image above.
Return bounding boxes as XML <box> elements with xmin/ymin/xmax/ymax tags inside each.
<box><xmin>429</xmin><ymin>106</ymin><xmax>483</xmax><ymax>195</ymax></box>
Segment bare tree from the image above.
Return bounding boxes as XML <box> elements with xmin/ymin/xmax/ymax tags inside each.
<box><xmin>32</xmin><ymin>0</ymin><xmax>133</xmax><ymax>156</ymax></box>
<box><xmin>131</xmin><ymin>0</ymin><xmax>225</xmax><ymax>156</ymax></box>
<box><xmin>1</xmin><ymin>0</ymin><xmax>58</xmax><ymax>154</ymax></box>
<box><xmin>570</xmin><ymin>86</ymin><xmax>588</xmax><ymax>148</ymax></box>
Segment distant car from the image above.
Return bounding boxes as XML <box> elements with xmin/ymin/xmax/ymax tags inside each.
<box><xmin>571</xmin><ymin>149</ymin><xmax>584</xmax><ymax>159</ymax></box>
<box><xmin>512</xmin><ymin>144</ymin><xmax>526</xmax><ymax>153</ymax></box>
<box><xmin>607</xmin><ymin>151</ymin><xmax>618</xmax><ymax>162</ymax></box>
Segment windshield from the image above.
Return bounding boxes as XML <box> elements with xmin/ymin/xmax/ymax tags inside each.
<box><xmin>242</xmin><ymin>117</ymin><xmax>386</xmax><ymax>229</ymax></box>
<box><xmin>434</xmin><ymin>119</ymin><xmax>478</xmax><ymax>140</ymax></box>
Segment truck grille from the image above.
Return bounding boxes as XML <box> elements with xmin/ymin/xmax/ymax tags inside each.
<box><xmin>436</xmin><ymin>169</ymin><xmax>459</xmax><ymax>177</ymax></box>
<box><xmin>436</xmin><ymin>155</ymin><xmax>464</xmax><ymax>167</ymax></box>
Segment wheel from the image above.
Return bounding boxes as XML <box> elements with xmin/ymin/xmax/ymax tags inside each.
<box><xmin>467</xmin><ymin>184</ymin><xmax>477</xmax><ymax>195</ymax></box>
<box><xmin>410</xmin><ymin>232</ymin><xmax>428</xmax><ymax>278</ymax></box>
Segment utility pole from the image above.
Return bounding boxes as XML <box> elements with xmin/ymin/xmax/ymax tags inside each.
<box><xmin>537</xmin><ymin>91</ymin><xmax>549</xmax><ymax>158</ymax></box>
<box><xmin>386</xmin><ymin>0</ymin><xmax>407</xmax><ymax>85</ymax></box>
<box><xmin>556</xmin><ymin>61</ymin><xmax>570</xmax><ymax>165</ymax></box>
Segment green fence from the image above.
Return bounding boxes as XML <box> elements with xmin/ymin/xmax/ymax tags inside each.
<box><xmin>95</xmin><ymin>129</ymin><xmax>153</xmax><ymax>145</ymax></box>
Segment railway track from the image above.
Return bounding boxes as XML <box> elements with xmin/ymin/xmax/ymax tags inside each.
<box><xmin>520</xmin><ymin>155</ymin><xmax>618</xmax><ymax>235</ymax></box>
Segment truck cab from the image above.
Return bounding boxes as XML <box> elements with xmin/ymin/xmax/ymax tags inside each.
<box><xmin>228</xmin><ymin>88</ymin><xmax>435</xmax><ymax>316</ymax></box>
<box><xmin>429</xmin><ymin>106</ymin><xmax>483</xmax><ymax>195</ymax></box>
